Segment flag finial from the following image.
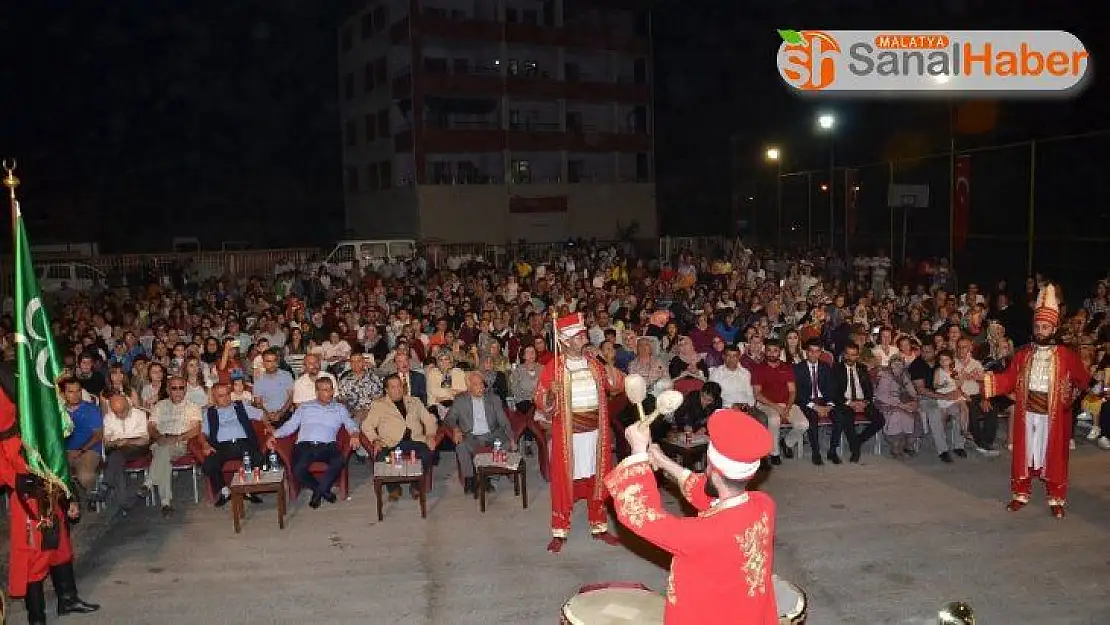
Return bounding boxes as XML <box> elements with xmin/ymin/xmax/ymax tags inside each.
<box><xmin>2</xmin><ymin>158</ymin><xmax>18</xmax><ymax>194</ymax></box>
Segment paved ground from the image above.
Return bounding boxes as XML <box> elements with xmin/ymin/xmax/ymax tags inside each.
<box><xmin>4</xmin><ymin>441</ymin><xmax>1110</xmax><ymax>624</ymax></box>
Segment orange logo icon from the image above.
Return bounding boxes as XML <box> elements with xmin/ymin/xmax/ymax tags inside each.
<box><xmin>778</xmin><ymin>29</ymin><xmax>842</xmax><ymax>91</ymax></box>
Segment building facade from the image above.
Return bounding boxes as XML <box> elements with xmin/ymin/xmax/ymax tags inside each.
<box><xmin>338</xmin><ymin>0</ymin><xmax>656</xmax><ymax>244</ymax></box>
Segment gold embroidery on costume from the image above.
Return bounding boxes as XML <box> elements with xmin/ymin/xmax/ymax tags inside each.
<box><xmin>614</xmin><ymin>483</ymin><xmax>662</xmax><ymax>528</ymax></box>
<box><xmin>736</xmin><ymin>512</ymin><xmax>770</xmax><ymax>597</ymax></box>
<box><xmin>666</xmin><ymin>571</ymin><xmax>677</xmax><ymax>605</ymax></box>
<box><xmin>680</xmin><ymin>472</ymin><xmax>699</xmax><ymax>501</ymax></box>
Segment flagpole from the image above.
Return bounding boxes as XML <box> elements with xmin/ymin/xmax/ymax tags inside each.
<box><xmin>2</xmin><ymin>158</ymin><xmax>18</xmax><ymax>223</ymax></box>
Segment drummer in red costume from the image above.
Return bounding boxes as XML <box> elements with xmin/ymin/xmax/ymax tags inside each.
<box><xmin>0</xmin><ymin>363</ymin><xmax>99</xmax><ymax>624</ymax></box>
<box><xmin>604</xmin><ymin>410</ymin><xmax>778</xmax><ymax>625</ymax></box>
<box><xmin>981</xmin><ymin>284</ymin><xmax>1091</xmax><ymax>518</ymax></box>
<box><xmin>535</xmin><ymin>312</ymin><xmax>624</xmax><ymax>553</ymax></box>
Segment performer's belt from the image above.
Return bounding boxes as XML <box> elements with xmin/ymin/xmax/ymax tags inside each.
<box><xmin>0</xmin><ymin>423</ymin><xmax>19</xmax><ymax>440</ymax></box>
<box><xmin>1027</xmin><ymin>391</ymin><xmax>1050</xmax><ymax>414</ymax></box>
<box><xmin>571</xmin><ymin>411</ymin><xmax>600</xmax><ymax>434</ymax></box>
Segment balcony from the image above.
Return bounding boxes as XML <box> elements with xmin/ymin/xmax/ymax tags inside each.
<box><xmin>394</xmin><ymin>127</ymin><xmax>648</xmax><ymax>154</ymax></box>
<box><xmin>411</xmin><ymin>12</ymin><xmax>649</xmax><ymax>55</ymax></box>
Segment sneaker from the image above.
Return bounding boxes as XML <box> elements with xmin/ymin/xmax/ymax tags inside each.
<box><xmin>1098</xmin><ymin>436</ymin><xmax>1110</xmax><ymax>450</ymax></box>
<box><xmin>1086</xmin><ymin>426</ymin><xmax>1101</xmax><ymax>441</ymax></box>
<box><xmin>1077</xmin><ymin>411</ymin><xmax>1093</xmax><ymax>422</ymax></box>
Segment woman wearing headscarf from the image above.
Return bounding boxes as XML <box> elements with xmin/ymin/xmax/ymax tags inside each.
<box><xmin>874</xmin><ymin>353</ymin><xmax>919</xmax><ymax>459</ymax></box>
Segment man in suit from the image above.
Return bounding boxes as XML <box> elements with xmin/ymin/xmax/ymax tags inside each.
<box><xmin>793</xmin><ymin>339</ymin><xmax>837</xmax><ymax>465</ymax></box>
<box><xmin>390</xmin><ymin>349</ymin><xmax>427</xmax><ymax>405</ymax></box>
<box><xmin>830</xmin><ymin>343</ymin><xmax>886</xmax><ymax>463</ymax></box>
<box><xmin>362</xmin><ymin>374</ymin><xmax>438</xmax><ymax>501</ymax></box>
<box><xmin>445</xmin><ymin>371</ymin><xmax>515</xmax><ymax>493</ymax></box>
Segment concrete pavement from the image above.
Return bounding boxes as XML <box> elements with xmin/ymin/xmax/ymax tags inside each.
<box><xmin>4</xmin><ymin>443</ymin><xmax>1110</xmax><ymax>624</ymax></box>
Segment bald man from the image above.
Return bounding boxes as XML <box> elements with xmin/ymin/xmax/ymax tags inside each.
<box><xmin>445</xmin><ymin>371</ymin><xmax>515</xmax><ymax>494</ymax></box>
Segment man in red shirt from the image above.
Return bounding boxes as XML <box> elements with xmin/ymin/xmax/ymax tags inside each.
<box><xmin>752</xmin><ymin>339</ymin><xmax>809</xmax><ymax>465</ymax></box>
<box><xmin>605</xmin><ymin>410</ymin><xmax>779</xmax><ymax>625</ymax></box>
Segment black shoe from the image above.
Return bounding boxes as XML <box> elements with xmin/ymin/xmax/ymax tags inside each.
<box><xmin>24</xmin><ymin>580</ymin><xmax>47</xmax><ymax>625</ymax></box>
<box><xmin>782</xmin><ymin>442</ymin><xmax>794</xmax><ymax>459</ymax></box>
<box><xmin>51</xmin><ymin>562</ymin><xmax>100</xmax><ymax>615</ymax></box>
<box><xmin>309</xmin><ymin>494</ymin><xmax>322</xmax><ymax>509</ymax></box>
<box><xmin>827</xmin><ymin>451</ymin><xmax>842</xmax><ymax>465</ymax></box>
<box><xmin>811</xmin><ymin>453</ymin><xmax>824</xmax><ymax>466</ymax></box>
<box><xmin>247</xmin><ymin>494</ymin><xmax>263</xmax><ymax>504</ymax></box>
<box><xmin>953</xmin><ymin>448</ymin><xmax>968</xmax><ymax>458</ymax></box>
<box><xmin>849</xmin><ymin>450</ymin><xmax>862</xmax><ymax>463</ymax></box>
<box><xmin>321</xmin><ymin>491</ymin><xmax>337</xmax><ymax>504</ymax></box>
<box><xmin>769</xmin><ymin>455</ymin><xmax>783</xmax><ymax>466</ymax></box>
<box><xmin>214</xmin><ymin>495</ymin><xmax>230</xmax><ymax>508</ymax></box>
<box><xmin>939</xmin><ymin>451</ymin><xmax>954</xmax><ymax>463</ymax></box>
<box><xmin>463</xmin><ymin>477</ymin><xmax>475</xmax><ymax>494</ymax></box>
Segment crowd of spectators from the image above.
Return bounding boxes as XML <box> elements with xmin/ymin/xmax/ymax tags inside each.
<box><xmin>2</xmin><ymin>240</ymin><xmax>1107</xmax><ymax>515</ymax></box>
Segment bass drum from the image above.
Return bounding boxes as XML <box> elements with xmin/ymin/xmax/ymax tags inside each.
<box><xmin>775</xmin><ymin>574</ymin><xmax>808</xmax><ymax>624</ymax></box>
<box><xmin>561</xmin><ymin>582</ymin><xmax>664</xmax><ymax>625</ymax></box>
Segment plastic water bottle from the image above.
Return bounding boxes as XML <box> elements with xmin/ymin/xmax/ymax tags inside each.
<box><xmin>268</xmin><ymin>450</ymin><xmax>280</xmax><ymax>472</ymax></box>
<box><xmin>493</xmin><ymin>440</ymin><xmax>503</xmax><ymax>463</ymax></box>
<box><xmin>242</xmin><ymin>451</ymin><xmax>253</xmax><ymax>476</ymax></box>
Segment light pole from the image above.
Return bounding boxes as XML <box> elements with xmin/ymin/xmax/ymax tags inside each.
<box><xmin>765</xmin><ymin>147</ymin><xmax>782</xmax><ymax>249</ymax></box>
<box><xmin>817</xmin><ymin>113</ymin><xmax>836</xmax><ymax>250</ymax></box>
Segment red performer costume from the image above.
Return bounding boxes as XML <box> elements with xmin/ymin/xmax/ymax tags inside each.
<box><xmin>604</xmin><ymin>410</ymin><xmax>778</xmax><ymax>625</ymax></box>
<box><xmin>0</xmin><ymin>364</ymin><xmax>99</xmax><ymax>624</ymax></box>
<box><xmin>535</xmin><ymin>312</ymin><xmax>624</xmax><ymax>553</ymax></box>
<box><xmin>982</xmin><ymin>285</ymin><xmax>1091</xmax><ymax>518</ymax></box>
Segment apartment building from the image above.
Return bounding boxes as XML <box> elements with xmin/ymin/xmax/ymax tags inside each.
<box><xmin>338</xmin><ymin>0</ymin><xmax>656</xmax><ymax>244</ymax></box>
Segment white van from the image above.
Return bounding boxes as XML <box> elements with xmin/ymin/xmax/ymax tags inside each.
<box><xmin>314</xmin><ymin>239</ymin><xmax>416</xmax><ymax>276</ymax></box>
<box><xmin>37</xmin><ymin>262</ymin><xmax>107</xmax><ymax>292</ymax></box>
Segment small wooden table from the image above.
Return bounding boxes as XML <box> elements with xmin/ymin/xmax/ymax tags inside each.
<box><xmin>373</xmin><ymin>461</ymin><xmax>426</xmax><ymax>521</ymax></box>
<box><xmin>659</xmin><ymin>433</ymin><xmax>709</xmax><ymax>469</ymax></box>
<box><xmin>474</xmin><ymin>452</ymin><xmax>526</xmax><ymax>513</ymax></box>
<box><xmin>230</xmin><ymin>469</ymin><xmax>286</xmax><ymax>534</ymax></box>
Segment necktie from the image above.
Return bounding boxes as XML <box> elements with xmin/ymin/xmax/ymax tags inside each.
<box><xmin>810</xmin><ymin>364</ymin><xmax>818</xmax><ymax>400</ymax></box>
<box><xmin>848</xmin><ymin>366</ymin><xmax>858</xmax><ymax>401</ymax></box>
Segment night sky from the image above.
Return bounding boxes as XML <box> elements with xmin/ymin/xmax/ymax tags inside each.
<box><xmin>2</xmin><ymin>1</ymin><xmax>1108</xmax><ymax>258</ymax></box>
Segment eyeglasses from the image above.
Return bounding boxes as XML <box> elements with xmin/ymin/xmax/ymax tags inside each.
<box><xmin>169</xmin><ymin>386</ymin><xmax>186</xmax><ymax>391</ymax></box>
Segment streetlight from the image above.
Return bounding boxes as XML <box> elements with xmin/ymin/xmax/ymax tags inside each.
<box><xmin>765</xmin><ymin>147</ymin><xmax>782</xmax><ymax>249</ymax></box>
<box><xmin>816</xmin><ymin>112</ymin><xmax>836</xmax><ymax>251</ymax></box>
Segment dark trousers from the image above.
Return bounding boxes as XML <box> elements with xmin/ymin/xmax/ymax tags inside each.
<box><xmin>293</xmin><ymin>442</ymin><xmax>344</xmax><ymax>496</ymax></box>
<box><xmin>375</xmin><ymin>439</ymin><xmax>433</xmax><ymax>493</ymax></box>
<box><xmin>834</xmin><ymin>403</ymin><xmax>885</xmax><ymax>453</ymax></box>
<box><xmin>967</xmin><ymin>394</ymin><xmax>1000</xmax><ymax>449</ymax></box>
<box><xmin>202</xmin><ymin>440</ymin><xmax>263</xmax><ymax>494</ymax></box>
<box><xmin>800</xmin><ymin>406</ymin><xmax>835</xmax><ymax>455</ymax></box>
<box><xmin>103</xmin><ymin>445</ymin><xmax>150</xmax><ymax>509</ymax></box>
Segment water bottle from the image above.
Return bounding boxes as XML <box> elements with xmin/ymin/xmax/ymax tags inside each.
<box><xmin>268</xmin><ymin>450</ymin><xmax>280</xmax><ymax>472</ymax></box>
<box><xmin>493</xmin><ymin>439</ymin><xmax>503</xmax><ymax>463</ymax></box>
<box><xmin>242</xmin><ymin>451</ymin><xmax>252</xmax><ymax>475</ymax></box>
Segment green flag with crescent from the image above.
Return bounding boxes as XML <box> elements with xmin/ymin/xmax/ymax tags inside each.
<box><xmin>12</xmin><ymin>199</ymin><xmax>73</xmax><ymax>493</ymax></box>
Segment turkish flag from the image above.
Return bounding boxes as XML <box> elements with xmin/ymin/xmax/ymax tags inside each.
<box><xmin>953</xmin><ymin>155</ymin><xmax>971</xmax><ymax>252</ymax></box>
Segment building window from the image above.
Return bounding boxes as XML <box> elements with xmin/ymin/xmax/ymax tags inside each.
<box><xmin>368</xmin><ymin>163</ymin><xmax>380</xmax><ymax>190</ymax></box>
<box><xmin>346</xmin><ymin>167</ymin><xmax>359</xmax><ymax>192</ymax></box>
<box><xmin>343</xmin><ymin>73</ymin><xmax>355</xmax><ymax>100</ymax></box>
<box><xmin>568</xmin><ymin>159</ymin><xmax>584</xmax><ymax>183</ymax></box>
<box><xmin>424</xmin><ymin>57</ymin><xmax>449</xmax><ymax>74</ymax></box>
<box><xmin>511</xmin><ymin>160</ymin><xmax>531</xmax><ymax>184</ymax></box>
<box><xmin>379</xmin><ymin>160</ymin><xmax>392</xmax><ymax>189</ymax></box>
<box><xmin>365</xmin><ymin>114</ymin><xmax>377</xmax><ymax>143</ymax></box>
<box><xmin>505</xmin><ymin>8</ymin><xmax>518</xmax><ymax>23</ymax></box>
<box><xmin>374</xmin><ymin>57</ymin><xmax>388</xmax><ymax>84</ymax></box>
<box><xmin>360</xmin><ymin>12</ymin><xmax>373</xmax><ymax>39</ymax></box>
<box><xmin>636</xmin><ymin>153</ymin><xmax>650</xmax><ymax>182</ymax></box>
<box><xmin>453</xmin><ymin>58</ymin><xmax>470</xmax><ymax>75</ymax></box>
<box><xmin>634</xmin><ymin>58</ymin><xmax>647</xmax><ymax>84</ymax></box>
<box><xmin>508</xmin><ymin>59</ymin><xmax>519</xmax><ymax>76</ymax></box>
<box><xmin>564</xmin><ymin>62</ymin><xmax>581</xmax><ymax>82</ymax></box>
<box><xmin>364</xmin><ymin>62</ymin><xmax>375</xmax><ymax>93</ymax></box>
<box><xmin>430</xmin><ymin>161</ymin><xmax>450</xmax><ymax>184</ymax></box>
<box><xmin>522</xmin><ymin>10</ymin><xmax>538</xmax><ymax>25</ymax></box>
<box><xmin>340</xmin><ymin>27</ymin><xmax>353</xmax><ymax>53</ymax></box>
<box><xmin>566</xmin><ymin>111</ymin><xmax>583</xmax><ymax>132</ymax></box>
<box><xmin>345</xmin><ymin>120</ymin><xmax>357</xmax><ymax>147</ymax></box>
<box><xmin>373</xmin><ymin>7</ymin><xmax>387</xmax><ymax>32</ymax></box>
<box><xmin>377</xmin><ymin>110</ymin><xmax>389</xmax><ymax>138</ymax></box>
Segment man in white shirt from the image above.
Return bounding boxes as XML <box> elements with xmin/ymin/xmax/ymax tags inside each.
<box><xmin>709</xmin><ymin>346</ymin><xmax>756</xmax><ymax>411</ymax></box>
<box><xmin>148</xmin><ymin>378</ymin><xmax>203</xmax><ymax>517</ymax></box>
<box><xmin>102</xmin><ymin>393</ymin><xmax>151</xmax><ymax>512</ymax></box>
<box><xmin>954</xmin><ymin>337</ymin><xmax>998</xmax><ymax>455</ymax></box>
<box><xmin>293</xmin><ymin>353</ymin><xmax>337</xmax><ymax>407</ymax></box>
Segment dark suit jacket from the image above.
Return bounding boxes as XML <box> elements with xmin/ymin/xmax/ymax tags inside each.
<box><xmin>793</xmin><ymin>360</ymin><xmax>833</xmax><ymax>407</ymax></box>
<box><xmin>401</xmin><ymin>369</ymin><xmax>428</xmax><ymax>405</ymax></box>
<box><xmin>830</xmin><ymin>361</ymin><xmax>874</xmax><ymax>405</ymax></box>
